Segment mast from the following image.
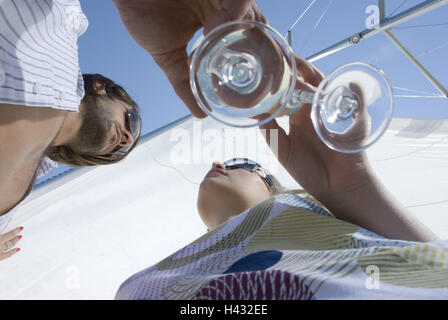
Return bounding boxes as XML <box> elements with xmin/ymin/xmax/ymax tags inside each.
<box><xmin>307</xmin><ymin>0</ymin><xmax>448</xmax><ymax>62</ymax></box>
<box><xmin>305</xmin><ymin>0</ymin><xmax>448</xmax><ymax>97</ymax></box>
<box><xmin>379</xmin><ymin>0</ymin><xmax>448</xmax><ymax>97</ymax></box>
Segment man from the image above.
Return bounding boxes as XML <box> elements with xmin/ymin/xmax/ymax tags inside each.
<box><xmin>0</xmin><ymin>0</ymin><xmax>271</xmax><ymax>260</ymax></box>
<box><xmin>0</xmin><ymin>0</ymin><xmax>141</xmax><ymax>260</ymax></box>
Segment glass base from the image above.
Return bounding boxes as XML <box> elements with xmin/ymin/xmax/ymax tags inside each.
<box><xmin>311</xmin><ymin>62</ymin><xmax>394</xmax><ymax>153</ymax></box>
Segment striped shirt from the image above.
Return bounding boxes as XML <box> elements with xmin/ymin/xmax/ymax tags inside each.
<box><xmin>0</xmin><ymin>0</ymin><xmax>88</xmax><ymax>233</ymax></box>
<box><xmin>0</xmin><ymin>0</ymin><xmax>88</xmax><ymax>111</ymax></box>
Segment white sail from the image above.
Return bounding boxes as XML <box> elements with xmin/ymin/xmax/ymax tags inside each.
<box><xmin>0</xmin><ymin>116</ymin><xmax>447</xmax><ymax>299</ymax></box>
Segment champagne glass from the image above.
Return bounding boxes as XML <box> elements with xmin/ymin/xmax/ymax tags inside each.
<box><xmin>189</xmin><ymin>21</ymin><xmax>394</xmax><ymax>153</ymax></box>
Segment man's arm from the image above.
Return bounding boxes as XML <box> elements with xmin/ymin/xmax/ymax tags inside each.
<box><xmin>0</xmin><ymin>104</ymin><xmax>66</xmax><ymax>215</ymax></box>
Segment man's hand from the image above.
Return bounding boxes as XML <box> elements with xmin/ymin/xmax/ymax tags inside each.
<box><xmin>113</xmin><ymin>0</ymin><xmax>268</xmax><ymax>118</ymax></box>
<box><xmin>0</xmin><ymin>227</ymin><xmax>23</xmax><ymax>261</ymax></box>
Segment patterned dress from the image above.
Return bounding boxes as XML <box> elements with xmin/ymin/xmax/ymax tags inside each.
<box><xmin>116</xmin><ymin>194</ymin><xmax>448</xmax><ymax>299</ymax></box>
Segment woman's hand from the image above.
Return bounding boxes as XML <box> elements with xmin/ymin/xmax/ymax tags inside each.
<box><xmin>259</xmin><ymin>55</ymin><xmax>372</xmax><ymax>203</ymax></box>
<box><xmin>0</xmin><ymin>226</ymin><xmax>22</xmax><ymax>261</ymax></box>
<box><xmin>260</xmin><ymin>56</ymin><xmax>439</xmax><ymax>241</ymax></box>
<box><xmin>113</xmin><ymin>0</ymin><xmax>268</xmax><ymax>118</ymax></box>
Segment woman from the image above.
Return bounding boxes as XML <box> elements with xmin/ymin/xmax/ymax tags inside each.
<box><xmin>115</xmin><ymin>58</ymin><xmax>446</xmax><ymax>300</ymax></box>
<box><xmin>115</xmin><ymin>155</ymin><xmax>446</xmax><ymax>299</ymax></box>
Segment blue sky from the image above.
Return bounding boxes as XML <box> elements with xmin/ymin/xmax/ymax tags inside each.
<box><xmin>36</xmin><ymin>0</ymin><xmax>448</xmax><ymax>184</ymax></box>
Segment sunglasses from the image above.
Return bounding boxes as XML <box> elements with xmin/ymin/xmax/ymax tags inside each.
<box><xmin>223</xmin><ymin>158</ymin><xmax>274</xmax><ymax>190</ymax></box>
<box><xmin>109</xmin><ymin>105</ymin><xmax>141</xmax><ymax>158</ymax></box>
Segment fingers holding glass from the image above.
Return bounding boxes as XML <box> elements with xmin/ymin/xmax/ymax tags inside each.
<box><xmin>311</xmin><ymin>63</ymin><xmax>393</xmax><ymax>153</ymax></box>
<box><xmin>190</xmin><ymin>21</ymin><xmax>393</xmax><ymax>153</ymax></box>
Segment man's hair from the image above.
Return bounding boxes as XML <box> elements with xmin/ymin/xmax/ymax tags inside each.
<box><xmin>46</xmin><ymin>74</ymin><xmax>141</xmax><ymax>167</ymax></box>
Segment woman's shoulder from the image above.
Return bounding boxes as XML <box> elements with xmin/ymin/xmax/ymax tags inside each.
<box><xmin>273</xmin><ymin>193</ymin><xmax>333</xmax><ymax>217</ymax></box>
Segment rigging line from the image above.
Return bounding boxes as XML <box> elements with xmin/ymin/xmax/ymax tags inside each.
<box><xmin>417</xmin><ymin>41</ymin><xmax>448</xmax><ymax>58</ymax></box>
<box><xmin>284</xmin><ymin>0</ymin><xmax>318</xmax><ymax>38</ymax></box>
<box><xmin>392</xmin><ymin>22</ymin><xmax>448</xmax><ymax>29</ymax></box>
<box><xmin>393</xmin><ymin>86</ymin><xmax>442</xmax><ymax>96</ymax></box>
<box><xmin>387</xmin><ymin>0</ymin><xmax>410</xmax><ymax>18</ymax></box>
<box><xmin>142</xmin><ymin>144</ymin><xmax>201</xmax><ymax>186</ymax></box>
<box><xmin>371</xmin><ymin>132</ymin><xmax>448</xmax><ymax>164</ymax></box>
<box><xmin>298</xmin><ymin>0</ymin><xmax>334</xmax><ymax>54</ymax></box>
<box><xmin>407</xmin><ymin>199</ymin><xmax>448</xmax><ymax>208</ymax></box>
<box><xmin>394</xmin><ymin>94</ymin><xmax>446</xmax><ymax>98</ymax></box>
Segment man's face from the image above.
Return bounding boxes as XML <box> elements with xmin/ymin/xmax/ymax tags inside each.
<box><xmin>71</xmin><ymin>95</ymin><xmax>136</xmax><ymax>155</ymax></box>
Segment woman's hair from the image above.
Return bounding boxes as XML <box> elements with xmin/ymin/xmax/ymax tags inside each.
<box><xmin>267</xmin><ymin>170</ymin><xmax>331</xmax><ymax>214</ymax></box>
<box><xmin>269</xmin><ymin>174</ymin><xmax>306</xmax><ymax>196</ymax></box>
<box><xmin>46</xmin><ymin>74</ymin><xmax>141</xmax><ymax>167</ymax></box>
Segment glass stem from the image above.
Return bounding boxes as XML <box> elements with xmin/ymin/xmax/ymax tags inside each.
<box><xmin>205</xmin><ymin>46</ymin><xmax>261</xmax><ymax>94</ymax></box>
<box><xmin>285</xmin><ymin>89</ymin><xmax>315</xmax><ymax>115</ymax></box>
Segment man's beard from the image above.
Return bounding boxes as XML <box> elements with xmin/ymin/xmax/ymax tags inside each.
<box><xmin>72</xmin><ymin>97</ymin><xmax>112</xmax><ymax>153</ymax></box>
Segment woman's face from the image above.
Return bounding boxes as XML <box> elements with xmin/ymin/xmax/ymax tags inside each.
<box><xmin>197</xmin><ymin>161</ymin><xmax>272</xmax><ymax>230</ymax></box>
